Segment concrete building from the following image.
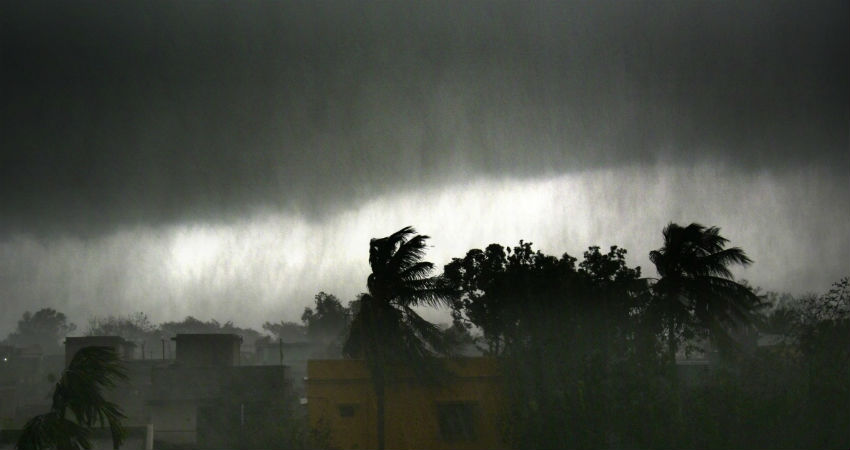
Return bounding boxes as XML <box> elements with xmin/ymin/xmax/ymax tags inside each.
<box><xmin>64</xmin><ymin>336</ymin><xmax>136</xmax><ymax>367</ymax></box>
<box><xmin>149</xmin><ymin>334</ymin><xmax>292</xmax><ymax>449</ymax></box>
<box><xmin>255</xmin><ymin>339</ymin><xmax>321</xmax><ymax>396</ymax></box>
<box><xmin>0</xmin><ymin>345</ymin><xmax>63</xmax><ymax>428</ymax></box>
<box><xmin>172</xmin><ymin>333</ymin><xmax>241</xmax><ymax>367</ymax></box>
<box><xmin>306</xmin><ymin>358</ymin><xmax>508</xmax><ymax>450</ymax></box>
<box><xmin>4</xmin><ymin>333</ymin><xmax>294</xmax><ymax>449</ymax></box>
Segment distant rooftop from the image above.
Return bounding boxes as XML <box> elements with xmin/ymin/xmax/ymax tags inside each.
<box><xmin>172</xmin><ymin>333</ymin><xmax>243</xmax><ymax>342</ymax></box>
<box><xmin>65</xmin><ymin>335</ymin><xmax>136</xmax><ymax>347</ymax></box>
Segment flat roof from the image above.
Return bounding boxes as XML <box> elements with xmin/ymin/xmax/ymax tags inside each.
<box><xmin>172</xmin><ymin>333</ymin><xmax>243</xmax><ymax>342</ymax></box>
<box><xmin>65</xmin><ymin>336</ymin><xmax>136</xmax><ymax>347</ymax></box>
<box><xmin>307</xmin><ymin>357</ymin><xmax>501</xmax><ymax>381</ymax></box>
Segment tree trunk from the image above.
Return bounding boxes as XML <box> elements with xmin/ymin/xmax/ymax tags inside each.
<box><xmin>667</xmin><ymin>314</ymin><xmax>678</xmax><ymax>364</ymax></box>
<box><xmin>376</xmin><ymin>380</ymin><xmax>386</xmax><ymax>450</ymax></box>
<box><xmin>667</xmin><ymin>313</ymin><xmax>680</xmax><ymax>390</ymax></box>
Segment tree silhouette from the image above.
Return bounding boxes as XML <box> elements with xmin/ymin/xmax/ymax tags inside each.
<box><xmin>87</xmin><ymin>312</ymin><xmax>159</xmax><ymax>359</ymax></box>
<box><xmin>443</xmin><ymin>244</ymin><xmax>509</xmax><ymax>354</ymax></box>
<box><xmin>262</xmin><ymin>320</ymin><xmax>306</xmax><ymax>342</ymax></box>
<box><xmin>342</xmin><ymin>226</ymin><xmax>455</xmax><ymax>450</ymax></box>
<box><xmin>16</xmin><ymin>346</ymin><xmax>128</xmax><ymax>450</ymax></box>
<box><xmin>648</xmin><ymin>223</ymin><xmax>763</xmax><ymax>362</ymax></box>
<box><xmin>301</xmin><ymin>292</ymin><xmax>350</xmax><ymax>351</ymax></box>
<box><xmin>445</xmin><ymin>241</ymin><xmax>647</xmax><ymax>447</ymax></box>
<box><xmin>3</xmin><ymin>309</ymin><xmax>76</xmax><ymax>355</ymax></box>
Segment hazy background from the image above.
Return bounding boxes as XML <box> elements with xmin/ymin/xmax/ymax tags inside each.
<box><xmin>1</xmin><ymin>1</ymin><xmax>847</xmax><ymax>334</ymax></box>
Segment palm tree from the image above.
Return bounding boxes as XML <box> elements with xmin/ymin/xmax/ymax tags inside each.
<box><xmin>17</xmin><ymin>346</ymin><xmax>127</xmax><ymax>450</ymax></box>
<box><xmin>649</xmin><ymin>223</ymin><xmax>763</xmax><ymax>363</ymax></box>
<box><xmin>343</xmin><ymin>226</ymin><xmax>455</xmax><ymax>450</ymax></box>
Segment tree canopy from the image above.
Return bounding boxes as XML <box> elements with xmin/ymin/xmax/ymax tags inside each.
<box><xmin>343</xmin><ymin>226</ymin><xmax>456</xmax><ymax>450</ymax></box>
<box><xmin>648</xmin><ymin>223</ymin><xmax>764</xmax><ymax>359</ymax></box>
<box><xmin>301</xmin><ymin>292</ymin><xmax>350</xmax><ymax>344</ymax></box>
<box><xmin>3</xmin><ymin>308</ymin><xmax>76</xmax><ymax>355</ymax></box>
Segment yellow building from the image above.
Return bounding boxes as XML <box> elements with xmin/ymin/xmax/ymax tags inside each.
<box><xmin>306</xmin><ymin>358</ymin><xmax>508</xmax><ymax>450</ymax></box>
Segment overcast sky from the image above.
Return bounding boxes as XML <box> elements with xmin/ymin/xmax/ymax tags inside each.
<box><xmin>1</xmin><ymin>1</ymin><xmax>848</xmax><ymax>335</ymax></box>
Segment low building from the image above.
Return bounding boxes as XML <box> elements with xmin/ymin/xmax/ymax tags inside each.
<box><xmin>149</xmin><ymin>334</ymin><xmax>292</xmax><ymax>449</ymax></box>
<box><xmin>0</xmin><ymin>426</ymin><xmax>151</xmax><ymax>450</ymax></box>
<box><xmin>0</xmin><ymin>345</ymin><xmax>63</xmax><ymax>428</ymax></box>
<box><xmin>306</xmin><ymin>358</ymin><xmax>508</xmax><ymax>450</ymax></box>
<box><xmin>64</xmin><ymin>336</ymin><xmax>136</xmax><ymax>367</ymax></box>
<box><xmin>255</xmin><ymin>339</ymin><xmax>322</xmax><ymax>396</ymax></box>
<box><xmin>6</xmin><ymin>333</ymin><xmax>295</xmax><ymax>449</ymax></box>
<box><xmin>63</xmin><ymin>336</ymin><xmax>170</xmax><ymax>431</ymax></box>
<box><xmin>172</xmin><ymin>333</ymin><xmax>241</xmax><ymax>367</ymax></box>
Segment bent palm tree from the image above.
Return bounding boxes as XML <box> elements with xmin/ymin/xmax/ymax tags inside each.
<box><xmin>649</xmin><ymin>223</ymin><xmax>762</xmax><ymax>362</ymax></box>
<box><xmin>17</xmin><ymin>346</ymin><xmax>128</xmax><ymax>450</ymax></box>
<box><xmin>343</xmin><ymin>226</ymin><xmax>455</xmax><ymax>450</ymax></box>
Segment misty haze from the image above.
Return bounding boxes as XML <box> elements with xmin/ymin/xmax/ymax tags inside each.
<box><xmin>1</xmin><ymin>1</ymin><xmax>848</xmax><ymax>449</ymax></box>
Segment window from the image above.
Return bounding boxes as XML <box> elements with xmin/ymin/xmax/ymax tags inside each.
<box><xmin>338</xmin><ymin>404</ymin><xmax>357</xmax><ymax>418</ymax></box>
<box><xmin>437</xmin><ymin>402</ymin><xmax>476</xmax><ymax>441</ymax></box>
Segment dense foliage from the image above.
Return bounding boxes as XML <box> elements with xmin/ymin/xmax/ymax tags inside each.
<box><xmin>443</xmin><ymin>224</ymin><xmax>848</xmax><ymax>449</ymax></box>
<box><xmin>301</xmin><ymin>292</ymin><xmax>351</xmax><ymax>355</ymax></box>
<box><xmin>2</xmin><ymin>309</ymin><xmax>76</xmax><ymax>355</ymax></box>
<box><xmin>16</xmin><ymin>347</ymin><xmax>127</xmax><ymax>450</ymax></box>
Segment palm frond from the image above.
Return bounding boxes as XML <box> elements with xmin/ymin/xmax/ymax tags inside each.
<box><xmin>46</xmin><ymin>347</ymin><xmax>127</xmax><ymax>450</ymax></box>
<box><xmin>369</xmin><ymin>227</ymin><xmax>416</xmax><ymax>271</ymax></box>
<box><xmin>65</xmin><ymin>347</ymin><xmax>128</xmax><ymax>389</ymax></box>
<box><xmin>695</xmin><ymin>225</ymin><xmax>730</xmax><ymax>254</ymax></box>
<box><xmin>689</xmin><ymin>276</ymin><xmax>763</xmax><ymax>327</ymax></box>
<box><xmin>694</xmin><ymin>247</ymin><xmax>752</xmax><ymax>278</ymax></box>
<box><xmin>650</xmin><ymin>223</ymin><xmax>762</xmax><ymax>356</ymax></box>
<box><xmin>398</xmin><ymin>261</ymin><xmax>435</xmax><ymax>282</ymax></box>
<box><xmin>395</xmin><ymin>277</ymin><xmax>458</xmax><ymax>308</ymax></box>
<box><xmin>386</xmin><ymin>226</ymin><xmax>416</xmax><ymax>245</ymax></box>
<box><xmin>400</xmin><ymin>305</ymin><xmax>451</xmax><ymax>355</ymax></box>
<box><xmin>387</xmin><ymin>234</ymin><xmax>429</xmax><ymax>274</ymax></box>
<box><xmin>16</xmin><ymin>411</ymin><xmax>91</xmax><ymax>450</ymax></box>
<box><xmin>349</xmin><ymin>226</ymin><xmax>454</xmax><ymax>392</ymax></box>
<box><xmin>60</xmin><ymin>348</ymin><xmax>127</xmax><ymax>421</ymax></box>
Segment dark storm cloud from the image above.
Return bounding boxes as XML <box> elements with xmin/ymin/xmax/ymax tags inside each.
<box><xmin>2</xmin><ymin>0</ymin><xmax>847</xmax><ymax>235</ymax></box>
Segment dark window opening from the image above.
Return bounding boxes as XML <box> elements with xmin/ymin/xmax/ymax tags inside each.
<box><xmin>437</xmin><ymin>402</ymin><xmax>476</xmax><ymax>441</ymax></box>
<box><xmin>338</xmin><ymin>404</ymin><xmax>357</xmax><ymax>417</ymax></box>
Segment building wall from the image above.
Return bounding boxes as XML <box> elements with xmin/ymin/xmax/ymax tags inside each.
<box><xmin>116</xmin><ymin>360</ymin><xmax>172</xmax><ymax>427</ymax></box>
<box><xmin>64</xmin><ymin>336</ymin><xmax>134</xmax><ymax>367</ymax></box>
<box><xmin>150</xmin><ymin>403</ymin><xmax>197</xmax><ymax>445</ymax></box>
<box><xmin>173</xmin><ymin>334</ymin><xmax>242</xmax><ymax>367</ymax></box>
<box><xmin>63</xmin><ymin>337</ymin><xmax>174</xmax><ymax>429</ymax></box>
<box><xmin>1</xmin><ymin>350</ymin><xmax>63</xmax><ymax>427</ymax></box>
<box><xmin>0</xmin><ymin>426</ymin><xmax>151</xmax><ymax>450</ymax></box>
<box><xmin>306</xmin><ymin>358</ymin><xmax>508</xmax><ymax>450</ymax></box>
<box><xmin>256</xmin><ymin>341</ymin><xmax>319</xmax><ymax>396</ymax></box>
<box><xmin>149</xmin><ymin>365</ymin><xmax>289</xmax><ymax>447</ymax></box>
